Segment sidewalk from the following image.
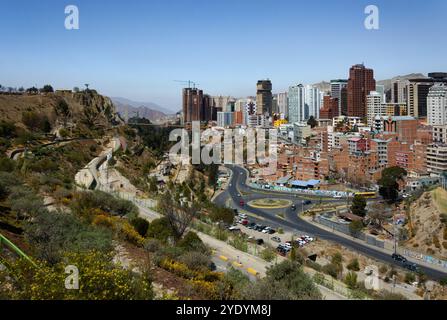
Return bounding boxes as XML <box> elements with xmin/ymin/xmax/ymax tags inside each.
<box><xmin>303</xmin><ymin>214</ymin><xmax>447</xmax><ymax>274</ymax></box>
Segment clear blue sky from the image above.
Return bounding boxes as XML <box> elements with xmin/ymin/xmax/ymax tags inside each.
<box><xmin>1</xmin><ymin>0</ymin><xmax>446</xmax><ymax>112</ymax></box>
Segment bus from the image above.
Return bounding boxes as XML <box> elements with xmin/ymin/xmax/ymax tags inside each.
<box><xmin>354</xmin><ymin>192</ymin><xmax>377</xmax><ymax>199</ymax></box>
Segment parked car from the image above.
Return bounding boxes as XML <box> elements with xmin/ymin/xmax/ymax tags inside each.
<box><xmin>392</xmin><ymin>253</ymin><xmax>407</xmax><ymax>263</ymax></box>
<box><xmin>291</xmin><ymin>204</ymin><xmax>296</xmax><ymax>211</ymax></box>
<box><xmin>241</xmin><ymin>219</ymin><xmax>249</xmax><ymax>226</ymax></box>
<box><xmin>238</xmin><ymin>213</ymin><xmax>248</xmax><ymax>219</ymax></box>
<box><xmin>404</xmin><ymin>262</ymin><xmax>420</xmax><ymax>272</ymax></box>
<box><xmin>239</xmin><ymin>200</ymin><xmax>245</xmax><ymax>206</ymax></box>
<box><xmin>255</xmin><ymin>225</ymin><xmax>266</xmax><ymax>231</ymax></box>
<box><xmin>228</xmin><ymin>226</ymin><xmax>240</xmax><ymax>232</ymax></box>
<box><xmin>247</xmin><ymin>222</ymin><xmax>256</xmax><ymax>229</ymax></box>
<box><xmin>304</xmin><ymin>200</ymin><xmax>312</xmax><ymax>205</ymax></box>
<box><xmin>261</xmin><ymin>227</ymin><xmax>271</xmax><ymax>234</ymax></box>
<box><xmin>271</xmin><ymin>236</ymin><xmax>281</xmax><ymax>243</ymax></box>
<box><xmin>256</xmin><ymin>239</ymin><xmax>264</xmax><ymax>245</ymax></box>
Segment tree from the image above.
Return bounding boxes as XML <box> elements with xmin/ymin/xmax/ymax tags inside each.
<box><xmin>307</xmin><ymin>116</ymin><xmax>318</xmax><ymax>128</ymax></box>
<box><xmin>26</xmin><ymin>87</ymin><xmax>38</xmax><ymax>94</ymax></box>
<box><xmin>351</xmin><ymin>194</ymin><xmax>367</xmax><ymax>217</ymax></box>
<box><xmin>242</xmin><ymin>260</ymin><xmax>322</xmax><ymax>300</ymax></box>
<box><xmin>209</xmin><ymin>206</ymin><xmax>234</xmax><ymax>225</ymax></box>
<box><xmin>158</xmin><ymin>191</ymin><xmax>199</xmax><ymax>241</ymax></box>
<box><xmin>378</xmin><ymin>166</ymin><xmax>407</xmax><ymax>202</ymax></box>
<box><xmin>146</xmin><ymin>217</ymin><xmax>175</xmax><ymax>243</ymax></box>
<box><xmin>130</xmin><ymin>217</ymin><xmax>149</xmax><ymax>237</ymax></box>
<box><xmin>349</xmin><ymin>220</ymin><xmax>364</xmax><ymax>237</ymax></box>
<box><xmin>73</xmin><ymin>86</ymin><xmax>80</xmax><ymax>93</ymax></box>
<box><xmin>40</xmin><ymin>84</ymin><xmax>54</xmax><ymax>93</ymax></box>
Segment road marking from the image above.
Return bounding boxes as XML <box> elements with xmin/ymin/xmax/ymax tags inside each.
<box><xmin>219</xmin><ymin>255</ymin><xmax>229</xmax><ymax>261</ymax></box>
<box><xmin>232</xmin><ymin>261</ymin><xmax>243</xmax><ymax>268</ymax></box>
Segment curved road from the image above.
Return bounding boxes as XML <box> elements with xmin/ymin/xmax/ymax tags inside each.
<box><xmin>213</xmin><ymin>165</ymin><xmax>447</xmax><ymax>281</ymax></box>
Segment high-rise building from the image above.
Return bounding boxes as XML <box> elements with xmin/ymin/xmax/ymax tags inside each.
<box><xmin>319</xmin><ymin>95</ymin><xmax>338</xmax><ymax>120</ymax></box>
<box><xmin>217</xmin><ymin>111</ymin><xmax>234</xmax><ymax>127</ymax></box>
<box><xmin>427</xmin><ymin>83</ymin><xmax>447</xmax><ymax>126</ymax></box>
<box><xmin>276</xmin><ymin>92</ymin><xmax>288</xmax><ymax>118</ymax></box>
<box><xmin>427</xmin><ymin>144</ymin><xmax>447</xmax><ymax>176</ymax></box>
<box><xmin>347</xmin><ymin>64</ymin><xmax>376</xmax><ymax>118</ymax></box>
<box><xmin>340</xmin><ymin>87</ymin><xmax>348</xmax><ymax>116</ymax></box>
<box><xmin>330</xmin><ymin>79</ymin><xmax>348</xmax><ymax>116</ymax></box>
<box><xmin>375</xmin><ymin>84</ymin><xmax>386</xmax><ymax>102</ymax></box>
<box><xmin>256</xmin><ymin>80</ymin><xmax>273</xmax><ymax>116</ymax></box>
<box><xmin>367</xmin><ymin>91</ymin><xmax>385</xmax><ymax>127</ymax></box>
<box><xmin>305</xmin><ymin>85</ymin><xmax>322</xmax><ymax>119</ymax></box>
<box><xmin>391</xmin><ymin>79</ymin><xmax>409</xmax><ymax>104</ymax></box>
<box><xmin>288</xmin><ymin>84</ymin><xmax>305</xmax><ymax>123</ymax></box>
<box><xmin>407</xmin><ymin>73</ymin><xmax>447</xmax><ymax>118</ymax></box>
<box><xmin>182</xmin><ymin>87</ymin><xmax>203</xmax><ymax>123</ymax></box>
<box><xmin>212</xmin><ymin>96</ymin><xmax>234</xmax><ymax>112</ymax></box>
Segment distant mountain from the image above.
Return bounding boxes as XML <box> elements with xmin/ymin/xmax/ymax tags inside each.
<box><xmin>377</xmin><ymin>73</ymin><xmax>426</xmax><ymax>91</ymax></box>
<box><xmin>111</xmin><ymin>97</ymin><xmax>178</xmax><ymax>122</ymax></box>
<box><xmin>312</xmin><ymin>81</ymin><xmax>331</xmax><ymax>93</ymax></box>
<box><xmin>111</xmin><ymin>97</ymin><xmax>175</xmax><ymax>115</ymax></box>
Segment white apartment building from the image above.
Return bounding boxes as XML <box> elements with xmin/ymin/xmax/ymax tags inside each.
<box><xmin>367</xmin><ymin>91</ymin><xmax>386</xmax><ymax>127</ymax></box>
<box><xmin>427</xmin><ymin>83</ymin><xmax>447</xmax><ymax>126</ymax></box>
<box><xmin>288</xmin><ymin>84</ymin><xmax>306</xmax><ymax>123</ymax></box>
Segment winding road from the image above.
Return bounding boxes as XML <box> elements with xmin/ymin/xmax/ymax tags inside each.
<box><xmin>213</xmin><ymin>165</ymin><xmax>447</xmax><ymax>281</ymax></box>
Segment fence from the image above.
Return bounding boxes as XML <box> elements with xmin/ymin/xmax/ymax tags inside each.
<box><xmin>314</xmin><ymin>215</ymin><xmax>385</xmax><ymax>248</ymax></box>
<box><xmin>249</xmin><ymin>182</ymin><xmax>352</xmax><ymax>198</ymax></box>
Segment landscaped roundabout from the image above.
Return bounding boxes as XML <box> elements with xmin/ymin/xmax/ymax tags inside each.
<box><xmin>247</xmin><ymin>198</ymin><xmax>292</xmax><ymax>209</ymax></box>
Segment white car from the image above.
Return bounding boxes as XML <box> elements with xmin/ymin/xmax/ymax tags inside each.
<box><xmin>261</xmin><ymin>228</ymin><xmax>270</xmax><ymax>233</ymax></box>
<box><xmin>238</xmin><ymin>213</ymin><xmax>248</xmax><ymax>219</ymax></box>
<box><xmin>228</xmin><ymin>225</ymin><xmax>240</xmax><ymax>231</ymax></box>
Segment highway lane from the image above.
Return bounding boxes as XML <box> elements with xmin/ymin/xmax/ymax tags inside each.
<box><xmin>214</xmin><ymin>165</ymin><xmax>447</xmax><ymax>281</ymax></box>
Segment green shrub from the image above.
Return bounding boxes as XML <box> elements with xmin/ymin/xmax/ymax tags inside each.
<box><xmin>347</xmin><ymin>258</ymin><xmax>360</xmax><ymax>271</ymax></box>
<box><xmin>178</xmin><ymin>231</ymin><xmax>207</xmax><ymax>253</ymax></box>
<box><xmin>261</xmin><ymin>247</ymin><xmax>276</xmax><ymax>262</ymax></box>
<box><xmin>323</xmin><ymin>263</ymin><xmax>341</xmax><ymax>279</ymax></box>
<box><xmin>146</xmin><ymin>217</ymin><xmax>175</xmax><ymax>243</ymax></box>
<box><xmin>344</xmin><ymin>272</ymin><xmax>358</xmax><ymax>289</ymax></box>
<box><xmin>130</xmin><ymin>217</ymin><xmax>150</xmax><ymax>237</ymax></box>
<box><xmin>0</xmin><ymin>157</ymin><xmax>15</xmax><ymax>172</ymax></box>
<box><xmin>404</xmin><ymin>272</ymin><xmax>416</xmax><ymax>284</ymax></box>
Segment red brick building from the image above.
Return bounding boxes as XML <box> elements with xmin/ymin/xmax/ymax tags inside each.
<box><xmin>347</xmin><ymin>64</ymin><xmax>376</xmax><ymax>118</ymax></box>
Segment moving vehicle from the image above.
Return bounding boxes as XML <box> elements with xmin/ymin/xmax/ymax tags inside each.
<box><xmin>291</xmin><ymin>204</ymin><xmax>296</xmax><ymax>211</ymax></box>
<box><xmin>239</xmin><ymin>199</ymin><xmax>245</xmax><ymax>206</ymax></box>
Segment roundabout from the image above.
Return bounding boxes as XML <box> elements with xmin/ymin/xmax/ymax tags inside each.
<box><xmin>247</xmin><ymin>198</ymin><xmax>292</xmax><ymax>209</ymax></box>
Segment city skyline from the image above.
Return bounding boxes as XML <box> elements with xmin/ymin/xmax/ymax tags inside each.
<box><xmin>1</xmin><ymin>0</ymin><xmax>447</xmax><ymax>112</ymax></box>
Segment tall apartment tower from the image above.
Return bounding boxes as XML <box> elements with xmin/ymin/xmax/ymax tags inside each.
<box><xmin>367</xmin><ymin>91</ymin><xmax>385</xmax><ymax>127</ymax></box>
<box><xmin>288</xmin><ymin>84</ymin><xmax>305</xmax><ymax>123</ymax></box>
<box><xmin>427</xmin><ymin>83</ymin><xmax>447</xmax><ymax>126</ymax></box>
<box><xmin>407</xmin><ymin>73</ymin><xmax>447</xmax><ymax>118</ymax></box>
<box><xmin>330</xmin><ymin>79</ymin><xmax>348</xmax><ymax>116</ymax></box>
<box><xmin>182</xmin><ymin>87</ymin><xmax>203</xmax><ymax>123</ymax></box>
<box><xmin>256</xmin><ymin>80</ymin><xmax>273</xmax><ymax>116</ymax></box>
<box><xmin>391</xmin><ymin>79</ymin><xmax>408</xmax><ymax>104</ymax></box>
<box><xmin>305</xmin><ymin>85</ymin><xmax>322</xmax><ymax>119</ymax></box>
<box><xmin>347</xmin><ymin>64</ymin><xmax>376</xmax><ymax>118</ymax></box>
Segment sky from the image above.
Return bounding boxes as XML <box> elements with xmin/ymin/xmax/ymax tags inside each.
<box><xmin>1</xmin><ymin>0</ymin><xmax>446</xmax><ymax>112</ymax></box>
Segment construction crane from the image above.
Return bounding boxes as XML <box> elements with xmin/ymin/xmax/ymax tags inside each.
<box><xmin>174</xmin><ymin>80</ymin><xmax>199</xmax><ymax>89</ymax></box>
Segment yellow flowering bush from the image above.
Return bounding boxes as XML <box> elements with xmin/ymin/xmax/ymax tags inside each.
<box><xmin>3</xmin><ymin>251</ymin><xmax>154</xmax><ymax>300</ymax></box>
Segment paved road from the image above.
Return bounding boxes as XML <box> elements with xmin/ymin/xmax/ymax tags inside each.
<box><xmin>213</xmin><ymin>165</ymin><xmax>447</xmax><ymax>281</ymax></box>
